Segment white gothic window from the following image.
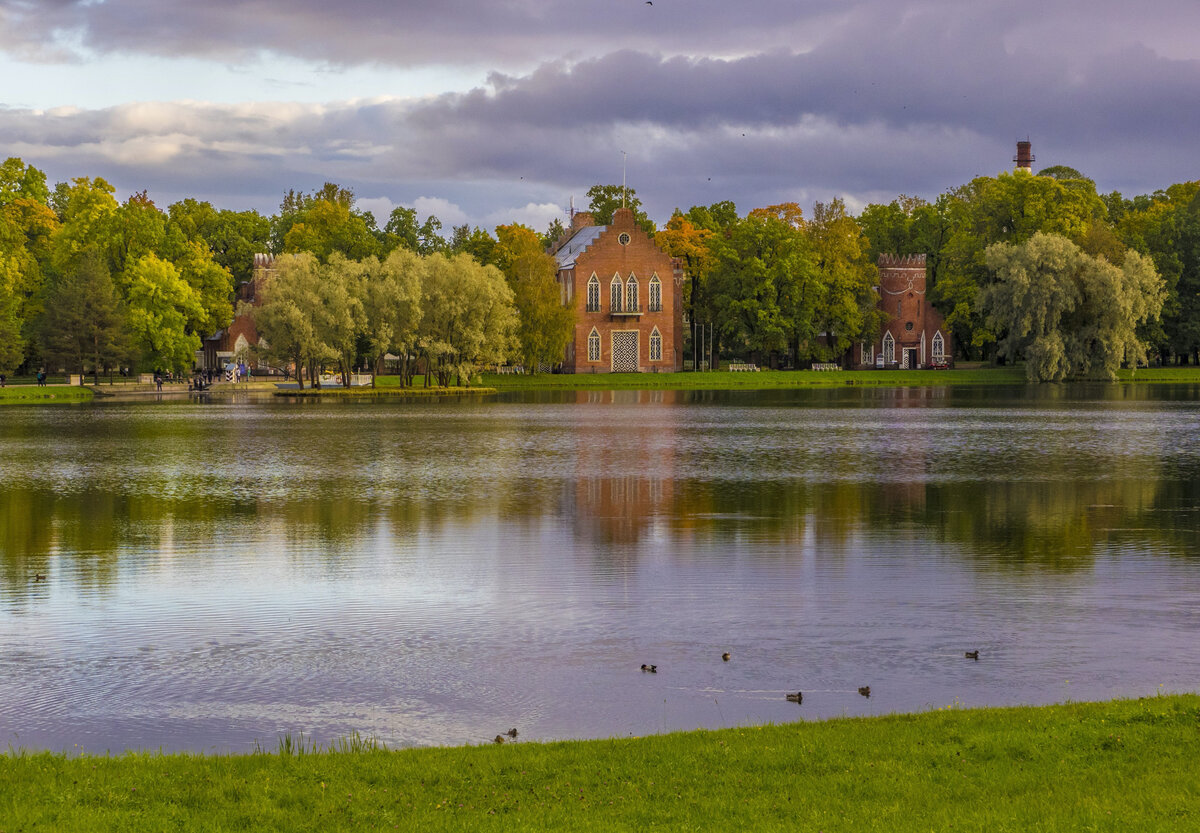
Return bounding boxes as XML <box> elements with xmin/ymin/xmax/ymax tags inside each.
<box><xmin>649</xmin><ymin>327</ymin><xmax>663</xmax><ymax>361</ymax></box>
<box><xmin>588</xmin><ymin>328</ymin><xmax>601</xmax><ymax>361</ymax></box>
<box><xmin>649</xmin><ymin>275</ymin><xmax>662</xmax><ymax>312</ymax></box>
<box><xmin>610</xmin><ymin>276</ymin><xmax>623</xmax><ymax>312</ymax></box>
<box><xmin>587</xmin><ymin>275</ymin><xmax>600</xmax><ymax>312</ymax></box>
<box><xmin>626</xmin><ymin>274</ymin><xmax>639</xmax><ymax>312</ymax></box>
<box><xmin>883</xmin><ymin>332</ymin><xmax>895</xmax><ymax>364</ymax></box>
<box><xmin>932</xmin><ymin>331</ymin><xmax>945</xmax><ymax>359</ymax></box>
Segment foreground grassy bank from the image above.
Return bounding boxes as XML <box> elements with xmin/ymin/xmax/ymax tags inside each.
<box><xmin>0</xmin><ymin>385</ymin><xmax>93</xmax><ymax>404</ymax></box>
<box><xmin>3</xmin><ymin>696</ymin><xmax>1197</xmax><ymax>832</ymax></box>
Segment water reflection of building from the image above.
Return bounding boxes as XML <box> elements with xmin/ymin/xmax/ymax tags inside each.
<box><xmin>565</xmin><ymin>390</ymin><xmax>678</xmax><ymax>545</ymax></box>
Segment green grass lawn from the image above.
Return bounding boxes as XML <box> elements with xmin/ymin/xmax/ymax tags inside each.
<box><xmin>0</xmin><ymin>385</ymin><xmax>94</xmax><ymax>404</ymax></box>
<box><xmin>3</xmin><ymin>695</ymin><xmax>1197</xmax><ymax>831</ymax></box>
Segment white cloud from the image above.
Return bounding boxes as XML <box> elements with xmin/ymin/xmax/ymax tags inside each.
<box><xmin>411</xmin><ymin>196</ymin><xmax>468</xmax><ymax>227</ymax></box>
<box><xmin>483</xmin><ymin>202</ymin><xmax>566</xmax><ymax>234</ymax></box>
<box><xmin>355</xmin><ymin>196</ymin><xmax>395</xmax><ymax>223</ymax></box>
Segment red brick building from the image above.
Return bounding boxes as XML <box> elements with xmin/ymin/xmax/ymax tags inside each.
<box><xmin>851</xmin><ymin>254</ymin><xmax>951</xmax><ymax>369</ymax></box>
<box><xmin>550</xmin><ymin>207</ymin><xmax>683</xmax><ymax>372</ymax></box>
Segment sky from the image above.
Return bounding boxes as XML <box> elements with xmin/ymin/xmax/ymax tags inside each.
<box><xmin>2</xmin><ymin>0</ymin><xmax>1198</xmax><ymax>232</ymax></box>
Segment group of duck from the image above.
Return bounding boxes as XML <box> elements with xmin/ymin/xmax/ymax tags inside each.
<box><xmin>496</xmin><ymin>649</ymin><xmax>981</xmax><ymax>743</ymax></box>
<box><xmin>641</xmin><ymin>649</ymin><xmax>981</xmax><ymax>705</ymax></box>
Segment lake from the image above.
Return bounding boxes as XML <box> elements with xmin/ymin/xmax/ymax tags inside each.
<box><xmin>2</xmin><ymin>384</ymin><xmax>1199</xmax><ymax>753</ymax></box>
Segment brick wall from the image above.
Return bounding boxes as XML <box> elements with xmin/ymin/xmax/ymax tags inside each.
<box><xmin>561</xmin><ymin>208</ymin><xmax>681</xmax><ymax>373</ymax></box>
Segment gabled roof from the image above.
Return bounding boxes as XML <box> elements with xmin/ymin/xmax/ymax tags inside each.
<box><xmin>554</xmin><ymin>225</ymin><xmax>607</xmax><ymax>270</ymax></box>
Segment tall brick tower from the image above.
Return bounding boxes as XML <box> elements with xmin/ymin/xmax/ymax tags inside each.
<box><xmin>1014</xmin><ymin>140</ymin><xmax>1034</xmax><ymax>173</ymax></box>
<box><xmin>853</xmin><ymin>254</ymin><xmax>951</xmax><ymax>369</ymax></box>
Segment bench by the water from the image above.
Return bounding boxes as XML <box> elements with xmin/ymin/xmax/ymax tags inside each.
<box><xmin>729</xmin><ymin>363</ymin><xmax>759</xmax><ymax>372</ymax></box>
<box><xmin>810</xmin><ymin>363</ymin><xmax>840</xmax><ymax>371</ymax></box>
<box><xmin>493</xmin><ymin>365</ymin><xmax>525</xmax><ymax>375</ymax></box>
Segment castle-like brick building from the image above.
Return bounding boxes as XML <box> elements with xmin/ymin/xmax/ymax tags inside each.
<box><xmin>852</xmin><ymin>253</ymin><xmax>951</xmax><ymax>369</ymax></box>
<box><xmin>551</xmin><ymin>207</ymin><xmax>682</xmax><ymax>372</ymax></box>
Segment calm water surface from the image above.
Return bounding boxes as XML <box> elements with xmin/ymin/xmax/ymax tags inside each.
<box><xmin>2</xmin><ymin>385</ymin><xmax>1199</xmax><ymax>753</ymax></box>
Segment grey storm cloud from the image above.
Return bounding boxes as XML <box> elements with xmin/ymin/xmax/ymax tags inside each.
<box><xmin>4</xmin><ymin>0</ymin><xmax>1199</xmax><ymax>68</ymax></box>
<box><xmin>1</xmin><ymin>0</ymin><xmax>1198</xmax><ymax>223</ymax></box>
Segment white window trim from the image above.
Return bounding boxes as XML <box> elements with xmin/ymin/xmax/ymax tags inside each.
<box><xmin>883</xmin><ymin>331</ymin><xmax>894</xmax><ymax>364</ymax></box>
<box><xmin>587</xmin><ymin>274</ymin><xmax>600</xmax><ymax>312</ymax></box>
<box><xmin>610</xmin><ymin>274</ymin><xmax>623</xmax><ymax>313</ymax></box>
<box><xmin>649</xmin><ymin>326</ymin><xmax>663</xmax><ymax>361</ymax></box>
<box><xmin>587</xmin><ymin>327</ymin><xmax>601</xmax><ymax>362</ymax></box>
<box><xmin>649</xmin><ymin>274</ymin><xmax>662</xmax><ymax>312</ymax></box>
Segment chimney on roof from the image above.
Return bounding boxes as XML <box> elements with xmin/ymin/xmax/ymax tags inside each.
<box><xmin>1014</xmin><ymin>140</ymin><xmax>1034</xmax><ymax>173</ymax></box>
<box><xmin>571</xmin><ymin>211</ymin><xmax>595</xmax><ymax>231</ymax></box>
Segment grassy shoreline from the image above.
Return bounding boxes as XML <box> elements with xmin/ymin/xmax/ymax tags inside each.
<box><xmin>3</xmin><ymin>695</ymin><xmax>1197</xmax><ymax>831</ymax></box>
<box><xmin>478</xmin><ymin>365</ymin><xmax>1200</xmax><ymax>392</ymax></box>
<box><xmin>276</xmin><ymin>385</ymin><xmax>497</xmax><ymax>398</ymax></box>
<box><xmin>0</xmin><ymin>385</ymin><xmax>94</xmax><ymax>404</ymax></box>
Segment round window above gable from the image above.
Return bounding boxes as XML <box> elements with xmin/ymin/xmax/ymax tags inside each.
<box><xmin>618</xmin><ymin>232</ymin><xmax>631</xmax><ymax>246</ymax></box>
<box><xmin>905</xmin><ymin>321</ymin><xmax>914</xmax><ymax>331</ymax></box>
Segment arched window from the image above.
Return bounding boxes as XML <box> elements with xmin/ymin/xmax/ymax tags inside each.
<box><xmin>649</xmin><ymin>327</ymin><xmax>663</xmax><ymax>361</ymax></box>
<box><xmin>587</xmin><ymin>274</ymin><xmax>600</xmax><ymax>312</ymax></box>
<box><xmin>610</xmin><ymin>275</ymin><xmax>623</xmax><ymax>313</ymax></box>
<box><xmin>932</xmin><ymin>331</ymin><xmax>945</xmax><ymax>359</ymax></box>
<box><xmin>587</xmin><ymin>328</ymin><xmax>601</xmax><ymax>362</ymax></box>
<box><xmin>626</xmin><ymin>273</ymin><xmax>639</xmax><ymax>312</ymax></box>
<box><xmin>649</xmin><ymin>274</ymin><xmax>662</xmax><ymax>312</ymax></box>
<box><xmin>882</xmin><ymin>332</ymin><xmax>895</xmax><ymax>364</ymax></box>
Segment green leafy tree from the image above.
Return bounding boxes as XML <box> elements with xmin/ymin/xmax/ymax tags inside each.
<box><xmin>0</xmin><ymin>158</ymin><xmax>50</xmax><ymax>207</ymax></box>
<box><xmin>362</xmin><ymin>249</ymin><xmax>424</xmax><ymax>386</ymax></box>
<box><xmin>654</xmin><ymin>211</ymin><xmax>715</xmax><ymax>362</ymax></box>
<box><xmin>982</xmin><ymin>233</ymin><xmax>1164</xmax><ymax>381</ymax></box>
<box><xmin>38</xmin><ymin>247</ymin><xmax>129</xmax><ymax>379</ymax></box>
<box><xmin>586</xmin><ymin>184</ymin><xmax>654</xmax><ymax>232</ymax></box>
<box><xmin>281</xmin><ymin>198</ymin><xmax>379</xmax><ymax>262</ymax></box>
<box><xmin>808</xmin><ymin>198</ymin><xmax>883</xmax><ymax>361</ymax></box>
<box><xmin>49</xmin><ymin>177</ymin><xmax>120</xmax><ymax>274</ymax></box>
<box><xmin>253</xmin><ymin>253</ymin><xmax>325</xmax><ymax>388</ymax></box>
<box><xmin>540</xmin><ymin>217</ymin><xmax>567</xmax><ymax>249</ymax></box>
<box><xmin>495</xmin><ymin>224</ymin><xmax>573</xmax><ymax>371</ymax></box>
<box><xmin>0</xmin><ymin>281</ymin><xmax>23</xmax><ymax>373</ymax></box>
<box><xmin>168</xmin><ymin>200</ymin><xmax>269</xmax><ymax>284</ymax></box>
<box><xmin>108</xmin><ymin>191</ymin><xmax>168</xmax><ymax>279</ymax></box>
<box><xmin>706</xmin><ymin>206</ymin><xmax>818</xmax><ymax>365</ymax></box>
<box><xmin>450</xmin><ymin>225</ymin><xmax>498</xmax><ymax>266</ymax></box>
<box><xmin>124</xmin><ymin>253</ymin><xmax>205</xmax><ymax>372</ymax></box>
<box><xmin>317</xmin><ymin>254</ymin><xmax>367</xmax><ymax>387</ymax></box>
<box><xmin>419</xmin><ymin>253</ymin><xmax>517</xmax><ymax>386</ymax></box>
<box><xmin>175</xmin><ymin>240</ymin><xmax>234</xmax><ymax>336</ymax></box>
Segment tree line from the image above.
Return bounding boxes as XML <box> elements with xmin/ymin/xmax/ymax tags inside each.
<box><xmin>0</xmin><ymin>160</ymin><xmax>575</xmax><ymax>383</ymax></box>
<box><xmin>646</xmin><ymin>168</ymin><xmax>1190</xmax><ymax>381</ymax></box>
<box><xmin>2</xmin><ymin>155</ymin><xmax>1196</xmax><ymax>383</ymax></box>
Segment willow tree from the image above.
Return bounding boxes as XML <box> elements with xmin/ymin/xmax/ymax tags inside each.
<box><xmin>253</xmin><ymin>253</ymin><xmax>325</xmax><ymax>387</ymax></box>
<box><xmin>982</xmin><ymin>233</ymin><xmax>1164</xmax><ymax>381</ymax></box>
<box><xmin>361</xmin><ymin>249</ymin><xmax>424</xmax><ymax>386</ymax></box>
<box><xmin>419</xmin><ymin>253</ymin><xmax>517</xmax><ymax>386</ymax></box>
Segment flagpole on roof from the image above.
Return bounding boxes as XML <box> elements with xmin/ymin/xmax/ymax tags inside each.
<box><xmin>621</xmin><ymin>151</ymin><xmax>627</xmax><ymax>209</ymax></box>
